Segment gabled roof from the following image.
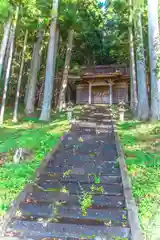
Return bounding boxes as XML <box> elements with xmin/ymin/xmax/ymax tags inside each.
<box><xmin>68</xmin><ymin>64</ymin><xmax>130</xmax><ymax>85</ymax></box>
<box><xmin>81</xmin><ymin>64</ymin><xmax>129</xmax><ymax>79</ymax></box>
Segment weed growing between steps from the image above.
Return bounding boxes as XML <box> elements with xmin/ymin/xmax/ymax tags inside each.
<box><xmin>79</xmin><ymin>191</ymin><xmax>93</xmax><ymax>216</ymax></box>
<box><xmin>88</xmin><ymin>173</ymin><xmax>101</xmax><ymax>184</ymax></box>
<box><xmin>117</xmin><ymin>118</ymin><xmax>160</xmax><ymax>237</ymax></box>
<box><xmin>63</xmin><ymin>169</ymin><xmax>73</xmax><ymax>178</ymax></box>
<box><xmin>78</xmin><ymin>182</ymin><xmax>105</xmax><ymax>216</ymax></box>
<box><xmin>0</xmin><ymin>108</ymin><xmax>70</xmax><ymax>216</ymax></box>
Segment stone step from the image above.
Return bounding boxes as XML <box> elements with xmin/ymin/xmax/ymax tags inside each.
<box><xmin>77</xmin><ymin>118</ymin><xmax>113</xmax><ymax>123</ymax></box>
<box><xmin>61</xmin><ymin>141</ymin><xmax>101</xmax><ymax>150</ymax></box>
<box><xmin>37</xmin><ymin>173</ymin><xmax>122</xmax><ymax>184</ymax></box>
<box><xmin>71</xmin><ymin>125</ymin><xmax>115</xmax><ymax>135</ymax></box>
<box><xmin>43</xmin><ymin>164</ymin><xmax>121</xmax><ymax>176</ymax></box>
<box><xmin>6</xmin><ymin>220</ymin><xmax>131</xmax><ymax>239</ymax></box>
<box><xmin>80</xmin><ymin>115</ymin><xmax>112</xmax><ymax>119</ymax></box>
<box><xmin>76</xmin><ymin>143</ymin><xmax>116</xmax><ymax>153</ymax></box>
<box><xmin>74</xmin><ymin>121</ymin><xmax>114</xmax><ymax>128</ymax></box>
<box><xmin>2</xmin><ymin>235</ymin><xmax>91</xmax><ymax>240</ymax></box>
<box><xmin>75</xmin><ymin>152</ymin><xmax>117</xmax><ymax>161</ymax></box>
<box><xmin>25</xmin><ymin>191</ymin><xmax>125</xmax><ymax>208</ymax></box>
<box><xmin>61</xmin><ymin>132</ymin><xmax>116</xmax><ymax>144</ymax></box>
<box><xmin>69</xmin><ymin>130</ymin><xmax>115</xmax><ymax>142</ymax></box>
<box><xmin>71</xmin><ymin>125</ymin><xmax>97</xmax><ymax>134</ymax></box>
<box><xmin>2</xmin><ymin>237</ymin><xmax>108</xmax><ymax>240</ymax></box>
<box><xmin>47</xmin><ymin>160</ymin><xmax>119</xmax><ymax>172</ymax></box>
<box><xmin>71</xmin><ymin>129</ymin><xmax>114</xmax><ymax>136</ymax></box>
<box><xmin>54</xmin><ymin>149</ymin><xmax>117</xmax><ymax>162</ymax></box>
<box><xmin>2</xmin><ymin>237</ymin><xmax>67</xmax><ymax>240</ymax></box>
<box><xmin>72</xmin><ymin>123</ymin><xmax>114</xmax><ymax>131</ymax></box>
<box><xmin>17</xmin><ymin>202</ymin><xmax>128</xmax><ymax>226</ymax></box>
<box><xmin>61</xmin><ymin>142</ymin><xmax>117</xmax><ymax>153</ymax></box>
<box><xmin>56</xmin><ymin>145</ymin><xmax>103</xmax><ymax>155</ymax></box>
<box><xmin>33</xmin><ymin>181</ymin><xmax>123</xmax><ymax>196</ymax></box>
<box><xmin>53</xmin><ymin>152</ymin><xmax>117</xmax><ymax>163</ymax></box>
<box><xmin>58</xmin><ymin>207</ymin><xmax>128</xmax><ymax>226</ymax></box>
<box><xmin>76</xmin><ymin>120</ymin><xmax>114</xmax><ymax>126</ymax></box>
<box><xmin>80</xmin><ymin>113</ymin><xmax>112</xmax><ymax>118</ymax></box>
<box><xmin>60</xmin><ymin>142</ymin><xmax>113</xmax><ymax>151</ymax></box>
<box><xmin>0</xmin><ymin>238</ymin><xmax>23</xmax><ymax>240</ymax></box>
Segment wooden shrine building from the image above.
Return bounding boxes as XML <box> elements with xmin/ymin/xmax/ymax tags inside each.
<box><xmin>74</xmin><ymin>64</ymin><xmax>130</xmax><ymax>105</ymax></box>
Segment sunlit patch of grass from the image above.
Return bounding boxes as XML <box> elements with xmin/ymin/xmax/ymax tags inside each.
<box><xmin>117</xmin><ymin>115</ymin><xmax>160</xmax><ymax>234</ymax></box>
<box><xmin>0</xmin><ymin>108</ymin><xmax>70</xmax><ymax>216</ymax></box>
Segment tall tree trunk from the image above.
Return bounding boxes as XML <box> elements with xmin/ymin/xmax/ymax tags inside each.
<box><xmin>134</xmin><ymin>10</ymin><xmax>149</xmax><ymax>120</ymax></box>
<box><xmin>3</xmin><ymin>32</ymin><xmax>13</xmax><ymax>81</ymax></box>
<box><xmin>24</xmin><ymin>32</ymin><xmax>43</xmax><ymax>107</ymax></box>
<box><xmin>0</xmin><ymin>20</ymin><xmax>12</xmax><ymax>97</ymax></box>
<box><xmin>25</xmin><ymin>30</ymin><xmax>44</xmax><ymax>115</ymax></box>
<box><xmin>52</xmin><ymin>26</ymin><xmax>60</xmax><ymax>109</ymax></box>
<box><xmin>129</xmin><ymin>0</ymin><xmax>138</xmax><ymax>115</ymax></box>
<box><xmin>24</xmin><ymin>76</ymin><xmax>29</xmax><ymax>105</ymax></box>
<box><xmin>148</xmin><ymin>0</ymin><xmax>160</xmax><ymax>120</ymax></box>
<box><xmin>0</xmin><ymin>18</ymin><xmax>12</xmax><ymax>80</ymax></box>
<box><xmin>37</xmin><ymin>81</ymin><xmax>44</xmax><ymax>109</ymax></box>
<box><xmin>58</xmin><ymin>29</ymin><xmax>74</xmax><ymax>111</ymax></box>
<box><xmin>39</xmin><ymin>0</ymin><xmax>59</xmax><ymax>121</ymax></box>
<box><xmin>0</xmin><ymin>7</ymin><xmax>19</xmax><ymax>125</ymax></box>
<box><xmin>13</xmin><ymin>30</ymin><xmax>28</xmax><ymax>122</ymax></box>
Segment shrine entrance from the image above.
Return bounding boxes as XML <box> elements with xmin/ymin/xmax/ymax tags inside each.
<box><xmin>75</xmin><ymin>65</ymin><xmax>129</xmax><ymax>105</ymax></box>
<box><xmin>92</xmin><ymin>86</ymin><xmax>110</xmax><ymax>104</ymax></box>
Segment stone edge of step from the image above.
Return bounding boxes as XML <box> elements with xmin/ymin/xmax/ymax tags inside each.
<box><xmin>113</xmin><ymin>125</ymin><xmax>144</xmax><ymax>240</ymax></box>
<box><xmin>0</xmin><ymin>138</ymin><xmax>63</xmax><ymax>237</ymax></box>
<box><xmin>5</xmin><ymin>220</ymin><xmax>131</xmax><ymax>239</ymax></box>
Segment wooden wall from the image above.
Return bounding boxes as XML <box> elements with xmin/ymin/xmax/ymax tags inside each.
<box><xmin>76</xmin><ymin>84</ymin><xmax>89</xmax><ymax>104</ymax></box>
<box><xmin>92</xmin><ymin>86</ymin><xmax>110</xmax><ymax>104</ymax></box>
<box><xmin>113</xmin><ymin>82</ymin><xmax>128</xmax><ymax>103</ymax></box>
<box><xmin>76</xmin><ymin>81</ymin><xmax>128</xmax><ymax>104</ymax></box>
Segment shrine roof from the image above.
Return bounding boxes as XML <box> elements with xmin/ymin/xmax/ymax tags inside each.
<box><xmin>81</xmin><ymin>64</ymin><xmax>129</xmax><ymax>81</ymax></box>
<box><xmin>81</xmin><ymin>64</ymin><xmax>129</xmax><ymax>80</ymax></box>
<box><xmin>68</xmin><ymin>64</ymin><xmax>130</xmax><ymax>86</ymax></box>
<box><xmin>82</xmin><ymin>72</ymin><xmax>125</xmax><ymax>80</ymax></box>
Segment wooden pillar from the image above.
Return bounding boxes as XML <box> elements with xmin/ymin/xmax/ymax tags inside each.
<box><xmin>126</xmin><ymin>85</ymin><xmax>129</xmax><ymax>103</ymax></box>
<box><xmin>108</xmin><ymin>79</ymin><xmax>114</xmax><ymax>105</ymax></box>
<box><xmin>109</xmin><ymin>83</ymin><xmax>113</xmax><ymax>105</ymax></box>
<box><xmin>89</xmin><ymin>83</ymin><xmax>92</xmax><ymax>104</ymax></box>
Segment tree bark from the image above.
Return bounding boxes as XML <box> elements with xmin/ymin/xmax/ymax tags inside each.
<box><xmin>148</xmin><ymin>0</ymin><xmax>160</xmax><ymax>120</ymax></box>
<box><xmin>3</xmin><ymin>31</ymin><xmax>12</xmax><ymax>76</ymax></box>
<box><xmin>39</xmin><ymin>0</ymin><xmax>59</xmax><ymax>121</ymax></box>
<box><xmin>0</xmin><ymin>7</ymin><xmax>19</xmax><ymax>125</ymax></box>
<box><xmin>0</xmin><ymin>20</ymin><xmax>13</xmax><ymax>97</ymax></box>
<box><xmin>129</xmin><ymin>0</ymin><xmax>138</xmax><ymax>116</ymax></box>
<box><xmin>25</xmin><ymin>30</ymin><xmax>44</xmax><ymax>115</ymax></box>
<box><xmin>13</xmin><ymin>30</ymin><xmax>28</xmax><ymax>122</ymax></box>
<box><xmin>134</xmin><ymin>10</ymin><xmax>149</xmax><ymax>120</ymax></box>
<box><xmin>0</xmin><ymin>18</ymin><xmax>12</xmax><ymax>80</ymax></box>
<box><xmin>58</xmin><ymin>29</ymin><xmax>74</xmax><ymax>111</ymax></box>
<box><xmin>24</xmin><ymin>76</ymin><xmax>29</xmax><ymax>105</ymax></box>
<box><xmin>52</xmin><ymin>26</ymin><xmax>60</xmax><ymax>109</ymax></box>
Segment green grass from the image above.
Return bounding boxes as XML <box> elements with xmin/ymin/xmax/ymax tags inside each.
<box><xmin>0</xmin><ymin>107</ymin><xmax>70</xmax><ymax>216</ymax></box>
<box><xmin>117</xmin><ymin>116</ymin><xmax>160</xmax><ymax>237</ymax></box>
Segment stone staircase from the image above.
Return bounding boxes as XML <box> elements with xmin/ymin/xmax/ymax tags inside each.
<box><xmin>1</xmin><ymin>105</ymin><xmax>132</xmax><ymax>240</ymax></box>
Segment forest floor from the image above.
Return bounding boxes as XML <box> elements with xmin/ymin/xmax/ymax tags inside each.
<box><xmin>0</xmin><ymin>106</ymin><xmax>80</xmax><ymax>216</ymax></box>
<box><xmin>117</xmin><ymin>110</ymin><xmax>160</xmax><ymax>239</ymax></box>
